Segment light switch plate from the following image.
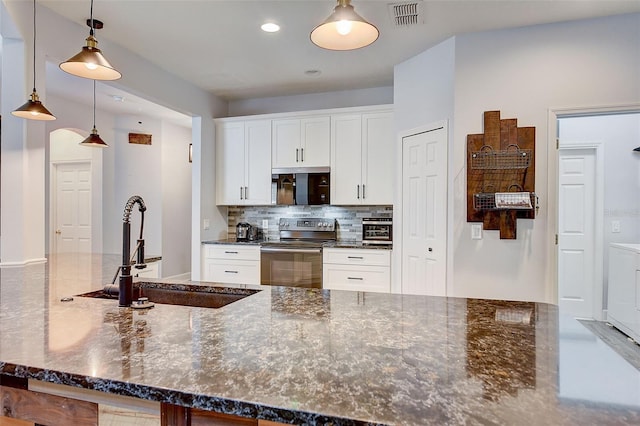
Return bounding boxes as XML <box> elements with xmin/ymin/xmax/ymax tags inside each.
<box><xmin>203</xmin><ymin>218</ymin><xmax>210</xmax><ymax>230</ymax></box>
<box><xmin>471</xmin><ymin>224</ymin><xmax>483</xmax><ymax>240</ymax></box>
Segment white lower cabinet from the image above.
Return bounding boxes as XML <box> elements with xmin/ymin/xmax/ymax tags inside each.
<box><xmin>132</xmin><ymin>260</ymin><xmax>162</xmax><ymax>279</ymax></box>
<box><xmin>323</xmin><ymin>248</ymin><xmax>391</xmax><ymax>293</ymax></box>
<box><xmin>201</xmin><ymin>244</ymin><xmax>260</xmax><ymax>285</ymax></box>
<box><xmin>607</xmin><ymin>243</ymin><xmax>640</xmax><ymax>342</ymax></box>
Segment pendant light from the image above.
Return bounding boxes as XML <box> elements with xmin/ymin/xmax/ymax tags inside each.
<box><xmin>310</xmin><ymin>0</ymin><xmax>379</xmax><ymax>51</ymax></box>
<box><xmin>80</xmin><ymin>81</ymin><xmax>108</xmax><ymax>147</ymax></box>
<box><xmin>60</xmin><ymin>0</ymin><xmax>121</xmax><ymax>80</ymax></box>
<box><xmin>12</xmin><ymin>0</ymin><xmax>56</xmax><ymax>121</ymax></box>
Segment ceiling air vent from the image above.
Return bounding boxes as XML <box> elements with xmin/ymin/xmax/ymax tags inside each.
<box><xmin>388</xmin><ymin>1</ymin><xmax>424</xmax><ymax>27</ymax></box>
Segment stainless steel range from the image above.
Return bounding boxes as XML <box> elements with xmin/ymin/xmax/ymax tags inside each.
<box><xmin>260</xmin><ymin>218</ymin><xmax>336</xmax><ymax>288</ymax></box>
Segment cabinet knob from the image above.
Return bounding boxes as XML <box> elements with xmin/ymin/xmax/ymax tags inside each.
<box><xmin>428</xmin><ymin>247</ymin><xmax>433</xmax><ymax>252</ymax></box>
<box><xmin>55</xmin><ymin>229</ymin><xmax>61</xmax><ymax>235</ymax></box>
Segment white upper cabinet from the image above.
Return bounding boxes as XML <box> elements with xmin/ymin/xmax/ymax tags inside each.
<box><xmin>216</xmin><ymin>120</ymin><xmax>272</xmax><ymax>205</ymax></box>
<box><xmin>272</xmin><ymin>116</ymin><xmax>330</xmax><ymax>168</ymax></box>
<box><xmin>331</xmin><ymin>111</ymin><xmax>394</xmax><ymax>205</ymax></box>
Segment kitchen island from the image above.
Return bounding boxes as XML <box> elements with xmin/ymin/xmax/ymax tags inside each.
<box><xmin>1</xmin><ymin>254</ymin><xmax>640</xmax><ymax>425</ymax></box>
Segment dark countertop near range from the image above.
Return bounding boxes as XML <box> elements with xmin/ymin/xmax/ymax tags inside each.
<box><xmin>1</xmin><ymin>253</ymin><xmax>639</xmax><ymax>425</ymax></box>
<box><xmin>202</xmin><ymin>239</ymin><xmax>392</xmax><ymax>249</ymax></box>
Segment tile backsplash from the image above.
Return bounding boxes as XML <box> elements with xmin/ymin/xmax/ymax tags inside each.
<box><xmin>228</xmin><ymin>205</ymin><xmax>393</xmax><ymax>241</ymax></box>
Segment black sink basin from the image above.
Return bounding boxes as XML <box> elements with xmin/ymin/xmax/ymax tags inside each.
<box><xmin>77</xmin><ymin>282</ymin><xmax>260</xmax><ymax>309</ymax></box>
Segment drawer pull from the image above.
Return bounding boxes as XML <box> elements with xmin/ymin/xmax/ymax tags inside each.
<box><xmin>224</xmin><ymin>251</ymin><xmax>238</xmax><ymax>254</ymax></box>
<box><xmin>224</xmin><ymin>270</ymin><xmax>238</xmax><ymax>274</ymax></box>
<box><xmin>347</xmin><ymin>256</ymin><xmax>364</xmax><ymax>259</ymax></box>
<box><xmin>347</xmin><ymin>277</ymin><xmax>363</xmax><ymax>280</ymax></box>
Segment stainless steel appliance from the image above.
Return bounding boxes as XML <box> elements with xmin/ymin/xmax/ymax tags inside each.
<box><xmin>260</xmin><ymin>217</ymin><xmax>336</xmax><ymax>288</ymax></box>
<box><xmin>362</xmin><ymin>218</ymin><xmax>393</xmax><ymax>246</ymax></box>
<box><xmin>271</xmin><ymin>168</ymin><xmax>330</xmax><ymax>206</ymax></box>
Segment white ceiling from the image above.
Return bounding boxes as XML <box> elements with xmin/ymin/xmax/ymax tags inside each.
<box><xmin>40</xmin><ymin>0</ymin><xmax>640</xmax><ymax>124</ymax></box>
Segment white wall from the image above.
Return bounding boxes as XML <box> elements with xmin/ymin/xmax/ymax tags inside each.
<box><xmin>161</xmin><ymin>122</ymin><xmax>192</xmax><ymax>277</ymax></box>
<box><xmin>559</xmin><ymin>113</ymin><xmax>640</xmax><ymax>306</ymax></box>
<box><xmin>112</xmin><ymin>116</ymin><xmax>163</xmax><ymax>258</ymax></box>
<box><xmin>392</xmin><ymin>37</ymin><xmax>456</xmax><ymax>293</ymax></box>
<box><xmin>449</xmin><ymin>14</ymin><xmax>640</xmax><ymax>303</ymax></box>
<box><xmin>2</xmin><ymin>1</ymin><xmax>227</xmax><ymax>268</ymax></box>
<box><xmin>228</xmin><ymin>86</ymin><xmax>393</xmax><ymax>117</ymax></box>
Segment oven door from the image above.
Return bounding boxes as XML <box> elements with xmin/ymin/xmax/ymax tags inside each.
<box><xmin>260</xmin><ymin>246</ymin><xmax>322</xmax><ymax>288</ymax></box>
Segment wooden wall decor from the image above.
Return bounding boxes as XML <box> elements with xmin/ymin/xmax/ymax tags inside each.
<box><xmin>467</xmin><ymin>111</ymin><xmax>536</xmax><ymax>239</ymax></box>
<box><xmin>129</xmin><ymin>132</ymin><xmax>152</xmax><ymax>145</ymax></box>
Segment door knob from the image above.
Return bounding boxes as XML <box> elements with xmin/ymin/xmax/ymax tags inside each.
<box><xmin>55</xmin><ymin>230</ymin><xmax>61</xmax><ymax>235</ymax></box>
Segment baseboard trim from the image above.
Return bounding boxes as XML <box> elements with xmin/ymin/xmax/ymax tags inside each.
<box><xmin>0</xmin><ymin>258</ymin><xmax>48</xmax><ymax>268</ymax></box>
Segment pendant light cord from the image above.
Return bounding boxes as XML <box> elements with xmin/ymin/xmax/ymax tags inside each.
<box><xmin>89</xmin><ymin>0</ymin><xmax>94</xmax><ymax>36</ymax></box>
<box><xmin>31</xmin><ymin>0</ymin><xmax>36</xmax><ymax>92</ymax></box>
<box><xmin>92</xmin><ymin>80</ymin><xmax>96</xmax><ymax>128</ymax></box>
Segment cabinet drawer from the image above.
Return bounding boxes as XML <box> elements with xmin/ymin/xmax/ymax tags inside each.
<box><xmin>323</xmin><ymin>265</ymin><xmax>390</xmax><ymax>293</ymax></box>
<box><xmin>204</xmin><ymin>259</ymin><xmax>260</xmax><ymax>285</ymax></box>
<box><xmin>323</xmin><ymin>248</ymin><xmax>390</xmax><ymax>266</ymax></box>
<box><xmin>203</xmin><ymin>244</ymin><xmax>260</xmax><ymax>261</ymax></box>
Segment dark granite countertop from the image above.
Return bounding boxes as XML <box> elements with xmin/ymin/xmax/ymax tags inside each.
<box><xmin>1</xmin><ymin>253</ymin><xmax>639</xmax><ymax>425</ymax></box>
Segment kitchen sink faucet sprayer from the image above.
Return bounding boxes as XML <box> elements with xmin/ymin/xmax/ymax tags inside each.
<box><xmin>119</xmin><ymin>195</ymin><xmax>146</xmax><ymax>307</ymax></box>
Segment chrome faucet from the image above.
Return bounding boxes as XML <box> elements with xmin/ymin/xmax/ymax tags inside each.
<box><xmin>119</xmin><ymin>195</ymin><xmax>147</xmax><ymax>307</ymax></box>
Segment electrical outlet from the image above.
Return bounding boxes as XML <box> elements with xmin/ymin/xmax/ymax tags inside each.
<box><xmin>471</xmin><ymin>224</ymin><xmax>483</xmax><ymax>240</ymax></box>
<box><xmin>612</xmin><ymin>220</ymin><xmax>621</xmax><ymax>233</ymax></box>
<box><xmin>262</xmin><ymin>219</ymin><xmax>268</xmax><ymax>230</ymax></box>
<box><xmin>203</xmin><ymin>218</ymin><xmax>210</xmax><ymax>230</ymax></box>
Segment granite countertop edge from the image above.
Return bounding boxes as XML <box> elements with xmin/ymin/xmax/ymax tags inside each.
<box><xmin>0</xmin><ymin>361</ymin><xmax>374</xmax><ymax>426</ymax></box>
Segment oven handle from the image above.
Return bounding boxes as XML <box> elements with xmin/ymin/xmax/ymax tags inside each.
<box><xmin>260</xmin><ymin>247</ymin><xmax>322</xmax><ymax>254</ymax></box>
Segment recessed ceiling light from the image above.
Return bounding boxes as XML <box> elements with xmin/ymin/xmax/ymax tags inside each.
<box><xmin>304</xmin><ymin>70</ymin><xmax>322</xmax><ymax>77</ymax></box>
<box><xmin>261</xmin><ymin>22</ymin><xmax>280</xmax><ymax>33</ymax></box>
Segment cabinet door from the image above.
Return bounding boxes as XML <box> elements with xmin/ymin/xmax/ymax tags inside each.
<box><xmin>362</xmin><ymin>112</ymin><xmax>394</xmax><ymax>205</ymax></box>
<box><xmin>245</xmin><ymin>120</ymin><xmax>272</xmax><ymax>204</ymax></box>
<box><xmin>216</xmin><ymin>122</ymin><xmax>245</xmax><ymax>205</ymax></box>
<box><xmin>272</xmin><ymin>119</ymin><xmax>301</xmax><ymax>168</ymax></box>
<box><xmin>299</xmin><ymin>116</ymin><xmax>330</xmax><ymax>167</ymax></box>
<box><xmin>331</xmin><ymin>114</ymin><xmax>363</xmax><ymax>205</ymax></box>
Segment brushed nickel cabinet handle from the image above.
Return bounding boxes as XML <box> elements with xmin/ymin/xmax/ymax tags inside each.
<box><xmin>296</xmin><ymin>148</ymin><xmax>299</xmax><ymax>162</ymax></box>
<box><xmin>301</xmin><ymin>148</ymin><xmax>304</xmax><ymax>162</ymax></box>
<box><xmin>357</xmin><ymin>185</ymin><xmax>360</xmax><ymax>199</ymax></box>
<box><xmin>347</xmin><ymin>277</ymin><xmax>364</xmax><ymax>280</ymax></box>
<box><xmin>362</xmin><ymin>184</ymin><xmax>366</xmax><ymax>199</ymax></box>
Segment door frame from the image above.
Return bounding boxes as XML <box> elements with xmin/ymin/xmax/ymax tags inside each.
<box><xmin>547</xmin><ymin>103</ymin><xmax>640</xmax><ymax>310</ymax></box>
<box><xmin>50</xmin><ymin>160</ymin><xmax>92</xmax><ymax>255</ymax></box>
<box><xmin>393</xmin><ymin>120</ymin><xmax>450</xmax><ymax>295</ymax></box>
<box><xmin>557</xmin><ymin>142</ymin><xmax>604</xmax><ymax>320</ymax></box>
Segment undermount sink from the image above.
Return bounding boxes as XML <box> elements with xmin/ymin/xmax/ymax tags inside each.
<box><xmin>77</xmin><ymin>282</ymin><xmax>260</xmax><ymax>309</ymax></box>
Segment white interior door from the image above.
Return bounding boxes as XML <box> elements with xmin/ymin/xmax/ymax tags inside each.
<box><xmin>54</xmin><ymin>162</ymin><xmax>92</xmax><ymax>253</ymax></box>
<box><xmin>402</xmin><ymin>126</ymin><xmax>447</xmax><ymax>296</ymax></box>
<box><xmin>558</xmin><ymin>148</ymin><xmax>596</xmax><ymax>318</ymax></box>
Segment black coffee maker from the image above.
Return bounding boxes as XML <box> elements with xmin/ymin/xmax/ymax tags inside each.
<box><xmin>236</xmin><ymin>222</ymin><xmax>255</xmax><ymax>241</ymax></box>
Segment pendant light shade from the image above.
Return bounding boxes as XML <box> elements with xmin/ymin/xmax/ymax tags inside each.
<box><xmin>80</xmin><ymin>127</ymin><xmax>109</xmax><ymax>147</ymax></box>
<box><xmin>60</xmin><ymin>0</ymin><xmax>121</xmax><ymax>80</ymax></box>
<box><xmin>311</xmin><ymin>0</ymin><xmax>379</xmax><ymax>51</ymax></box>
<box><xmin>80</xmin><ymin>81</ymin><xmax>108</xmax><ymax>148</ymax></box>
<box><xmin>12</xmin><ymin>91</ymin><xmax>56</xmax><ymax>121</ymax></box>
<box><xmin>12</xmin><ymin>0</ymin><xmax>56</xmax><ymax>121</ymax></box>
